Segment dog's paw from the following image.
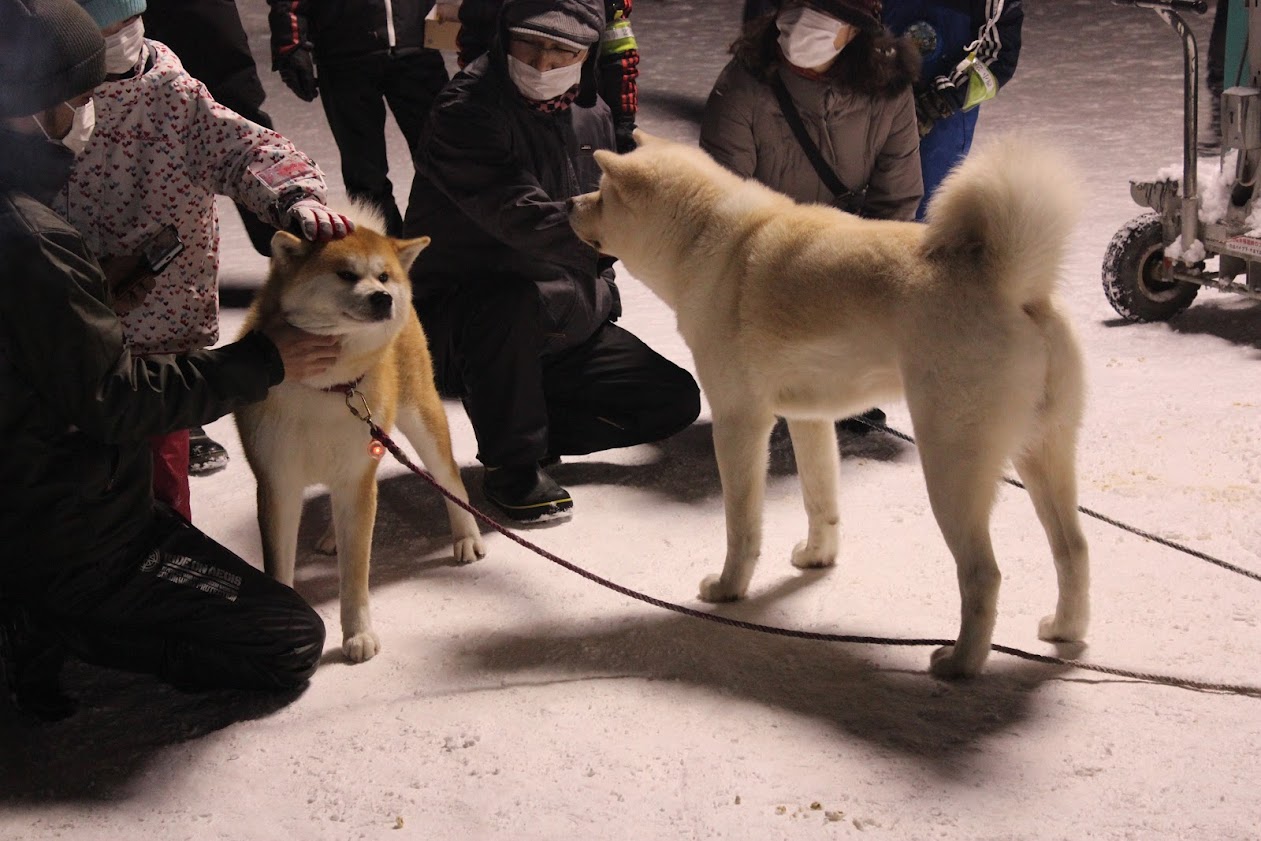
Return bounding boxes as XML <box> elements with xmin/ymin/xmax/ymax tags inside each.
<box><xmin>790</xmin><ymin>539</ymin><xmax>837</xmax><ymax>569</ymax></box>
<box><xmin>1038</xmin><ymin>612</ymin><xmax>1087</xmax><ymax>643</ymax></box>
<box><xmin>315</xmin><ymin>524</ymin><xmax>337</xmax><ymax>555</ymax></box>
<box><xmin>342</xmin><ymin>630</ymin><xmax>381</xmax><ymax>663</ymax></box>
<box><xmin>929</xmin><ymin>645</ymin><xmax>982</xmax><ymax>680</ymax></box>
<box><xmin>453</xmin><ymin>535</ymin><xmax>486</xmax><ymax>565</ymax></box>
<box><xmin>698</xmin><ymin>573</ymin><xmax>745</xmax><ymax>603</ymax></box>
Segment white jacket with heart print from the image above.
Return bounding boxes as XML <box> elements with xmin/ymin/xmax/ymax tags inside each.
<box><xmin>56</xmin><ymin>40</ymin><xmax>328</xmax><ymax>356</ymax></box>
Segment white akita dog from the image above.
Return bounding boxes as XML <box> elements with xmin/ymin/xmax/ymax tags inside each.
<box><xmin>568</xmin><ymin>131</ymin><xmax>1088</xmax><ymax>678</ymax></box>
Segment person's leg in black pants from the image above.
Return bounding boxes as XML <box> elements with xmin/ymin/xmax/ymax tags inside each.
<box><xmin>386</xmin><ymin>50</ymin><xmax>450</xmax><ymax>232</ymax></box>
<box><xmin>317</xmin><ymin>55</ymin><xmax>404</xmax><ymax>235</ymax></box>
<box><xmin>542</xmin><ymin>323</ymin><xmax>701</xmax><ymax>456</ymax></box>
<box><xmin>417</xmin><ymin>278</ymin><xmax>575</xmax><ymax>520</ymax></box>
<box><xmin>319</xmin><ymin>51</ymin><xmax>447</xmax><ymax>237</ymax></box>
<box><xmin>416</xmin><ymin>277</ymin><xmax>551</xmax><ymax>469</ymax></box>
<box><xmin>143</xmin><ymin>0</ymin><xmax>279</xmax><ymax>256</ymax></box>
<box><xmin>419</xmin><ymin>280</ymin><xmax>700</xmax><ymax>465</ymax></box>
<box><xmin>47</xmin><ymin>508</ymin><xmax>326</xmax><ymax>692</ymax></box>
<box><xmin>416</xmin><ymin>279</ymin><xmax>700</xmax><ymax>520</ymax></box>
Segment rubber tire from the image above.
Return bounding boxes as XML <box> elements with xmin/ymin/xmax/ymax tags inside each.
<box><xmin>1102</xmin><ymin>212</ymin><xmax>1199</xmax><ymax>322</ymax></box>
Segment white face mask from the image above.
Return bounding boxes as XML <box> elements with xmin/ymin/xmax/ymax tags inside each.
<box><xmin>103</xmin><ymin>17</ymin><xmax>145</xmax><ymax>75</ymax></box>
<box><xmin>507</xmin><ymin>53</ymin><xmax>584</xmax><ymax>101</ymax></box>
<box><xmin>776</xmin><ymin>7</ymin><xmax>854</xmax><ymax>69</ymax></box>
<box><xmin>33</xmin><ymin>99</ymin><xmax>96</xmax><ymax>156</ymax></box>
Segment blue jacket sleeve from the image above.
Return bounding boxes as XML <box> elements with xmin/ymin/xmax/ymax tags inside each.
<box><xmin>953</xmin><ymin>0</ymin><xmax>1023</xmax><ymax>91</ymax></box>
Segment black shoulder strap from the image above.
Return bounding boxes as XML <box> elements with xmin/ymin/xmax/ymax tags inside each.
<box><xmin>769</xmin><ymin>73</ymin><xmax>858</xmax><ymax>204</ymax></box>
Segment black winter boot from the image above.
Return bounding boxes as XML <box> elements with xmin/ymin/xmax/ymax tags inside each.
<box><xmin>838</xmin><ymin>407</ymin><xmax>887</xmax><ymax>436</ymax></box>
<box><xmin>188</xmin><ymin>426</ymin><xmax>229</xmax><ymax>476</ymax></box>
<box><xmin>483</xmin><ymin>464</ymin><xmax>573</xmax><ymax>523</ymax></box>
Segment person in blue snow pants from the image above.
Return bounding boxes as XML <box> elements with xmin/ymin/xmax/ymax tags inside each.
<box><xmin>883</xmin><ymin>0</ymin><xmax>1023</xmax><ymax>220</ymax></box>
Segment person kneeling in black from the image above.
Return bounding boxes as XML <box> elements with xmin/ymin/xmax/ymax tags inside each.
<box><xmin>404</xmin><ymin>0</ymin><xmax>700</xmax><ymax>523</ymax></box>
<box><xmin>0</xmin><ymin>0</ymin><xmax>342</xmax><ymax>719</ymax></box>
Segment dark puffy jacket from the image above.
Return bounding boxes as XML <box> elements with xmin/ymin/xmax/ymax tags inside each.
<box><xmin>268</xmin><ymin>0</ymin><xmax>431</xmax><ymax>66</ymax></box>
<box><xmin>403</xmin><ymin>0</ymin><xmax>618</xmax><ymax>353</ymax></box>
<box><xmin>0</xmin><ymin>132</ymin><xmax>283</xmax><ymax>598</ymax></box>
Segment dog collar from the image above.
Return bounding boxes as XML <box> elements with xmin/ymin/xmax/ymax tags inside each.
<box><xmin>320</xmin><ymin>374</ymin><xmax>365</xmax><ymax>395</ymax></box>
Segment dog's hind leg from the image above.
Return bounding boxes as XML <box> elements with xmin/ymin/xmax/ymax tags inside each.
<box><xmin>785</xmin><ymin>419</ymin><xmax>840</xmax><ymax>569</ymax></box>
<box><xmin>1014</xmin><ymin>431</ymin><xmax>1090</xmax><ymax>644</ymax></box>
<box><xmin>329</xmin><ymin>466</ymin><xmax>381</xmax><ymax>662</ymax></box>
<box><xmin>257</xmin><ymin>472</ymin><xmax>304</xmax><ymax>588</ymax></box>
<box><xmin>396</xmin><ymin>405</ymin><xmax>485</xmax><ymax>564</ymax></box>
<box><xmin>700</xmin><ymin>411</ymin><xmax>777</xmax><ymax>602</ymax></box>
<box><xmin>911</xmin><ymin>408</ymin><xmax>1012</xmax><ymax>679</ymax></box>
<box><xmin>1014</xmin><ymin>309</ymin><xmax>1090</xmax><ymax>643</ymax></box>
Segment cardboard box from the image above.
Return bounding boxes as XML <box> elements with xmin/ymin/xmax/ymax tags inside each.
<box><xmin>424</xmin><ymin>5</ymin><xmax>461</xmax><ymax>52</ymax></box>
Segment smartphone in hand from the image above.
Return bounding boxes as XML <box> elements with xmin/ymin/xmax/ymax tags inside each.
<box><xmin>141</xmin><ymin>223</ymin><xmax>184</xmax><ymax>276</ymax></box>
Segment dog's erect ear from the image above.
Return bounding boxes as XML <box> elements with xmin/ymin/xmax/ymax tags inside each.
<box><xmin>270</xmin><ymin>230</ymin><xmax>312</xmax><ymax>267</ymax></box>
<box><xmin>594</xmin><ymin>148</ymin><xmax>633</xmax><ymax>182</ymax></box>
<box><xmin>393</xmin><ymin>236</ymin><xmax>431</xmax><ymax>271</ymax></box>
<box><xmin>632</xmin><ymin>128</ymin><xmax>657</xmax><ymax>147</ymax></box>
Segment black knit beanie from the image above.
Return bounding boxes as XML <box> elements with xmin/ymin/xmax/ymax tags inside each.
<box><xmin>0</xmin><ymin>0</ymin><xmax>105</xmax><ymax>118</ymax></box>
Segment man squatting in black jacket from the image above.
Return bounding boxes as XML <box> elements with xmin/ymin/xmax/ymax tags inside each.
<box><xmin>267</xmin><ymin>0</ymin><xmax>450</xmax><ymax>238</ymax></box>
<box><xmin>404</xmin><ymin>0</ymin><xmax>700</xmax><ymax>522</ymax></box>
<box><xmin>0</xmin><ymin>0</ymin><xmax>342</xmax><ymax>719</ymax></box>
<box><xmin>458</xmin><ymin>0</ymin><xmax>640</xmax><ymax>153</ymax></box>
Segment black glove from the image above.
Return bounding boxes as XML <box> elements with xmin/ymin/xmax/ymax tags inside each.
<box><xmin>597</xmin><ymin>257</ymin><xmax>621</xmax><ymax>321</ymax></box>
<box><xmin>614</xmin><ymin>121</ymin><xmax>638</xmax><ymax>154</ymax></box>
<box><xmin>914</xmin><ymin>79</ymin><xmax>964</xmax><ymax>137</ymax></box>
<box><xmin>605</xmin><ymin>277</ymin><xmax>622</xmax><ymax>321</ymax></box>
<box><xmin>276</xmin><ymin>47</ymin><xmax>318</xmax><ymax>102</ymax></box>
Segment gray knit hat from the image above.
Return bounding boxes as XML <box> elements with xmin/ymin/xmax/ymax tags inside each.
<box><xmin>506</xmin><ymin>6</ymin><xmax>602</xmax><ymax>52</ymax></box>
<box><xmin>0</xmin><ymin>0</ymin><xmax>105</xmax><ymax>118</ymax></box>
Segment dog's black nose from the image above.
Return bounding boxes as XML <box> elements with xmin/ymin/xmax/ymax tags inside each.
<box><xmin>369</xmin><ymin>291</ymin><xmax>393</xmax><ymax>319</ymax></box>
<box><xmin>564</xmin><ymin>197</ymin><xmax>576</xmax><ymax>213</ymax></box>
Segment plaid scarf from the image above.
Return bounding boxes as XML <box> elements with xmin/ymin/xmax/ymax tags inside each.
<box><xmin>524</xmin><ymin>85</ymin><xmax>581</xmax><ymax>113</ymax></box>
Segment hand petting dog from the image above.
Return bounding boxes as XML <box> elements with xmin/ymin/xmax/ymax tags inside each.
<box><xmin>287</xmin><ymin>199</ymin><xmax>355</xmax><ymax>242</ymax></box>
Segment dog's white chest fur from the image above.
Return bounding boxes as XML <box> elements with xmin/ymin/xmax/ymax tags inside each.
<box><xmin>250</xmin><ymin>381</ymin><xmax>381</xmax><ymax>487</ymax></box>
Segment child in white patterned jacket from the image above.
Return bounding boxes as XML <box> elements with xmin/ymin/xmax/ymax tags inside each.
<box><xmin>57</xmin><ymin>0</ymin><xmax>354</xmax><ymax>521</ymax></box>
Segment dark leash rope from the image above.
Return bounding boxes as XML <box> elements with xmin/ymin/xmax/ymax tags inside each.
<box><xmin>342</xmin><ymin>391</ymin><xmax>1261</xmax><ymax>698</ymax></box>
<box><xmin>862</xmin><ymin>418</ymin><xmax>1261</xmax><ymax>584</ymax></box>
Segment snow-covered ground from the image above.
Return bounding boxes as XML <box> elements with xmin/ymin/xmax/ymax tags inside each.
<box><xmin>4</xmin><ymin>1</ymin><xmax>1260</xmax><ymax>839</ymax></box>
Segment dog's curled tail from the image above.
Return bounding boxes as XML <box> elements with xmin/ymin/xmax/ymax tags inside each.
<box><xmin>921</xmin><ymin>134</ymin><xmax>1080</xmax><ymax>305</ymax></box>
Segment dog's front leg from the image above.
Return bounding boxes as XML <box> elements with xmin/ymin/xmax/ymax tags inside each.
<box><xmin>330</xmin><ymin>467</ymin><xmax>381</xmax><ymax>662</ymax></box>
<box><xmin>396</xmin><ymin>405</ymin><xmax>485</xmax><ymax>564</ymax></box>
<box><xmin>785</xmin><ymin>419</ymin><xmax>840</xmax><ymax>569</ymax></box>
<box><xmin>257</xmin><ymin>473</ymin><xmax>304</xmax><ymax>587</ymax></box>
<box><xmin>700</xmin><ymin>412</ymin><xmax>776</xmax><ymax>602</ymax></box>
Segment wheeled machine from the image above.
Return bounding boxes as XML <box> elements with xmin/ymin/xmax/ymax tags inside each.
<box><xmin>1105</xmin><ymin>0</ymin><xmax>1261</xmax><ymax>321</ymax></box>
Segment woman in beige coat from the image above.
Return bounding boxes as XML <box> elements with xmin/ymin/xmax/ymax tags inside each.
<box><xmin>700</xmin><ymin>0</ymin><xmax>923</xmax><ymax>222</ymax></box>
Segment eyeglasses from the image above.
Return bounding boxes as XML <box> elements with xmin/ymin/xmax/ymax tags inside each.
<box><xmin>508</xmin><ymin>36</ymin><xmax>584</xmax><ymax>63</ymax></box>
